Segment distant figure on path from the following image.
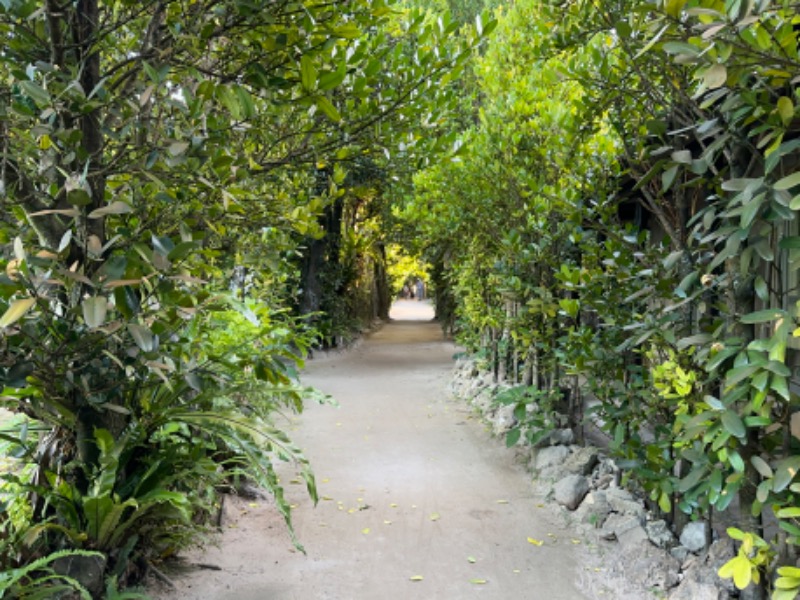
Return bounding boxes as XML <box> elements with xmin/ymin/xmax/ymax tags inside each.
<box><xmin>415</xmin><ymin>279</ymin><xmax>424</xmax><ymax>301</ymax></box>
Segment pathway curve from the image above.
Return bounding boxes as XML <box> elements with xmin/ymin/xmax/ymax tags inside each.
<box><xmin>157</xmin><ymin>300</ymin><xmax>589</xmax><ymax>599</ymax></box>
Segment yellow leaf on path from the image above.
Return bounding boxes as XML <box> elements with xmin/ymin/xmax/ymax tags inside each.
<box><xmin>362</xmin><ymin>528</ymin><xmax>370</xmax><ymax>534</ymax></box>
<box><xmin>527</xmin><ymin>537</ymin><xmax>543</xmax><ymax>546</ymax></box>
<box><xmin>321</xmin><ymin>496</ymin><xmax>333</xmax><ymax>501</ymax></box>
<box><xmin>571</xmin><ymin>539</ymin><xmax>582</xmax><ymax>545</ymax></box>
<box><xmin>467</xmin><ymin>556</ymin><xmax>476</xmax><ymax>563</ymax></box>
<box><xmin>496</xmin><ymin>499</ymin><xmax>509</xmax><ymax>504</ymax></box>
<box><xmin>248</xmin><ymin>503</ymin><xmax>259</xmax><ymax>508</ymax></box>
<box><xmin>429</xmin><ymin>513</ymin><xmax>440</xmax><ymax>521</ymax></box>
<box><xmin>409</xmin><ymin>575</ymin><xmax>424</xmax><ymax>581</ymax></box>
<box><xmin>547</xmin><ymin>533</ymin><xmax>556</xmax><ymax>538</ymax></box>
<box><xmin>469</xmin><ymin>579</ymin><xmax>488</xmax><ymax>585</ymax></box>
<box><xmin>384</xmin><ymin>520</ymin><xmax>392</xmax><ymax>525</ymax></box>
<box><xmin>513</xmin><ymin>569</ymin><xmax>520</xmax><ymax>574</ymax></box>
<box><xmin>322</xmin><ymin>478</ymin><xmax>330</xmax><ymax>483</ymax></box>
<box><xmin>390</xmin><ymin>503</ymin><xmax>398</xmax><ymax>508</ymax></box>
<box><xmin>348</xmin><ymin>509</ymin><xmax>356</xmax><ymax>514</ymax></box>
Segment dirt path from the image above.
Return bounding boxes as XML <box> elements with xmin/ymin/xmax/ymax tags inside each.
<box><xmin>155</xmin><ymin>301</ymin><xmax>590</xmax><ymax>599</ymax></box>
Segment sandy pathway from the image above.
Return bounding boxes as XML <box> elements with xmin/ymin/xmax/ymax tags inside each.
<box><xmin>156</xmin><ymin>300</ymin><xmax>589</xmax><ymax>599</ymax></box>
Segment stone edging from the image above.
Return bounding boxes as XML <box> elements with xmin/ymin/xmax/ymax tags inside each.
<box><xmin>449</xmin><ymin>357</ymin><xmax>736</xmax><ymax>600</ymax></box>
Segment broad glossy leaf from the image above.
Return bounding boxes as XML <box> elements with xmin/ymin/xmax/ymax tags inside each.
<box><xmin>300</xmin><ymin>55</ymin><xmax>317</xmax><ymax>92</ymax></box>
<box><xmin>775</xmin><ymin>172</ymin><xmax>800</xmax><ymax>191</ymax></box>
<box><xmin>751</xmin><ymin>456</ymin><xmax>773</xmax><ymax>478</ymax></box>
<box><xmin>703</xmin><ymin>64</ymin><xmax>727</xmax><ymax>89</ymax></box>
<box><xmin>88</xmin><ymin>201</ymin><xmax>133</xmax><ymax>219</ymax></box>
<box><xmin>82</xmin><ymin>296</ymin><xmax>108</xmax><ymax>328</ymax></box>
<box><xmin>0</xmin><ymin>297</ymin><xmax>36</xmax><ymax>328</ymax></box>
<box><xmin>315</xmin><ymin>96</ymin><xmax>341</xmax><ymax>122</ymax></box>
<box><xmin>721</xmin><ymin>410</ymin><xmax>746</xmax><ymax>438</ymax></box>
<box><xmin>128</xmin><ymin>324</ymin><xmax>155</xmax><ymax>352</ymax></box>
<box><xmin>739</xmin><ymin>309</ymin><xmax>786</xmax><ymax>324</ymax></box>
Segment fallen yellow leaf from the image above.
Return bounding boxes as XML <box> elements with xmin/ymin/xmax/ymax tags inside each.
<box><xmin>527</xmin><ymin>537</ymin><xmax>543</xmax><ymax>546</ymax></box>
<box><xmin>362</xmin><ymin>528</ymin><xmax>370</xmax><ymax>535</ymax></box>
<box><xmin>571</xmin><ymin>539</ymin><xmax>582</xmax><ymax>545</ymax></box>
<box><xmin>384</xmin><ymin>520</ymin><xmax>392</xmax><ymax>525</ymax></box>
<box><xmin>467</xmin><ymin>556</ymin><xmax>477</xmax><ymax>564</ymax></box>
<box><xmin>410</xmin><ymin>575</ymin><xmax>424</xmax><ymax>582</ymax></box>
<box><xmin>429</xmin><ymin>513</ymin><xmax>441</xmax><ymax>521</ymax></box>
<box><xmin>390</xmin><ymin>503</ymin><xmax>398</xmax><ymax>508</ymax></box>
<box><xmin>469</xmin><ymin>579</ymin><xmax>488</xmax><ymax>585</ymax></box>
<box><xmin>496</xmin><ymin>499</ymin><xmax>509</xmax><ymax>504</ymax></box>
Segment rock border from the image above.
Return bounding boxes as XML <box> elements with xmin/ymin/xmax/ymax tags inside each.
<box><xmin>449</xmin><ymin>357</ymin><xmax>735</xmax><ymax>600</ymax></box>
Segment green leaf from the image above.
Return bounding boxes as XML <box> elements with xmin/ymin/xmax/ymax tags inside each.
<box><xmin>19</xmin><ymin>80</ymin><xmax>50</xmax><ymax>106</ymax></box>
<box><xmin>82</xmin><ymin>296</ymin><xmax>108</xmax><ymax>328</ymax></box>
<box><xmin>167</xmin><ymin>141</ymin><xmax>190</xmax><ymax>157</ymax></box>
<box><xmin>703</xmin><ymin>64</ymin><xmax>727</xmax><ymax>89</ymax></box>
<box><xmin>751</xmin><ymin>456</ymin><xmax>773</xmax><ymax>479</ymax></box>
<box><xmin>0</xmin><ymin>297</ymin><xmax>36</xmax><ymax>328</ymax></box>
<box><xmin>740</xmin><ymin>309</ymin><xmax>786</xmax><ymax>324</ymax></box>
<box><xmin>319</xmin><ymin>63</ymin><xmax>347</xmax><ymax>91</ymax></box>
<box><xmin>315</xmin><ymin>96</ymin><xmax>341</xmax><ymax>122</ymax></box>
<box><xmin>88</xmin><ymin>201</ymin><xmax>133</xmax><ymax>219</ymax></box>
<box><xmin>779</xmin><ymin>236</ymin><xmax>800</xmax><ymax>250</ymax></box>
<box><xmin>777</xmin><ymin>97</ymin><xmax>795</xmax><ymax>127</ymax></box>
<box><xmin>67</xmin><ymin>189</ymin><xmax>92</xmax><ymax>206</ymax></box>
<box><xmin>661</xmin><ymin>164</ymin><xmax>679</xmax><ymax>192</ymax></box>
<box><xmin>773</xmin><ymin>457</ymin><xmax>800</xmax><ymax>493</ymax></box>
<box><xmin>678</xmin><ymin>466</ymin><xmax>706</xmax><ymax>493</ymax></box>
<box><xmin>662</xmin><ymin>41</ymin><xmax>700</xmax><ymax>57</ymax></box>
<box><xmin>775</xmin><ymin>172</ymin><xmax>800</xmax><ymax>191</ymax></box>
<box><xmin>300</xmin><ymin>55</ymin><xmax>317</xmax><ymax>92</ymax></box>
<box><xmin>721</xmin><ymin>410</ymin><xmax>746</xmax><ymax>438</ymax></box>
<box><xmin>776</xmin><ymin>507</ymin><xmax>800</xmax><ymax>519</ymax></box>
<box><xmin>506</xmin><ymin>428</ymin><xmax>521</xmax><ymax>448</ymax></box>
<box><xmin>728</xmin><ymin>450</ymin><xmax>745</xmax><ymax>473</ymax></box>
<box><xmin>128</xmin><ymin>324</ymin><xmax>155</xmax><ymax>352</ymax></box>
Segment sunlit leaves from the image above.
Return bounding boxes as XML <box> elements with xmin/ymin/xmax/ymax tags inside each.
<box><xmin>0</xmin><ymin>297</ymin><xmax>36</xmax><ymax>328</ymax></box>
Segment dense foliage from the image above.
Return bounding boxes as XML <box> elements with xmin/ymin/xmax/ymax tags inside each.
<box><xmin>0</xmin><ymin>0</ymin><xmax>490</xmax><ymax>596</ymax></box>
<box><xmin>403</xmin><ymin>1</ymin><xmax>800</xmax><ymax>598</ymax></box>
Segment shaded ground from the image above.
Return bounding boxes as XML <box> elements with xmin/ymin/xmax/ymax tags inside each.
<box><xmin>152</xmin><ymin>300</ymin><xmax>590</xmax><ymax>599</ymax></box>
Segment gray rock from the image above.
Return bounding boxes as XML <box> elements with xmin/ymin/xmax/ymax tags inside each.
<box><xmin>53</xmin><ymin>553</ymin><xmax>107</xmax><ymax>597</ymax></box>
<box><xmin>668</xmin><ymin>577</ymin><xmax>725</xmax><ymax>600</ymax></box>
<box><xmin>647</xmin><ymin>519</ymin><xmax>677</xmax><ymax>549</ymax></box>
<box><xmin>574</xmin><ymin>490</ymin><xmax>613</xmax><ymax>528</ymax></box>
<box><xmin>549</xmin><ymin>428</ymin><xmax>574</xmax><ymax>446</ymax></box>
<box><xmin>604</xmin><ymin>487</ymin><xmax>647</xmax><ymax>521</ymax></box>
<box><xmin>562</xmin><ymin>446</ymin><xmax>600</xmax><ymax>476</ymax></box>
<box><xmin>592</xmin><ymin>473</ymin><xmax>614</xmax><ymax>490</ymax></box>
<box><xmin>533</xmin><ymin>445</ymin><xmax>570</xmax><ymax>471</ymax></box>
<box><xmin>622</xmin><ymin>540</ymin><xmax>682</xmax><ymax>591</ymax></box>
<box><xmin>490</xmin><ymin>404</ymin><xmax>517</xmax><ymax>435</ymax></box>
<box><xmin>669</xmin><ymin>545</ymin><xmax>691</xmax><ymax>563</ymax></box>
<box><xmin>679</xmin><ymin>521</ymin><xmax>708</xmax><ymax>553</ymax></box>
<box><xmin>603</xmin><ymin>513</ymin><xmax>648</xmax><ymax>547</ymax></box>
<box><xmin>553</xmin><ymin>474</ymin><xmax>590</xmax><ymax>511</ymax></box>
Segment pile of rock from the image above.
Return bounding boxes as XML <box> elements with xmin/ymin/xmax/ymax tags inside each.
<box><xmin>449</xmin><ymin>357</ymin><xmax>736</xmax><ymax>600</ymax></box>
